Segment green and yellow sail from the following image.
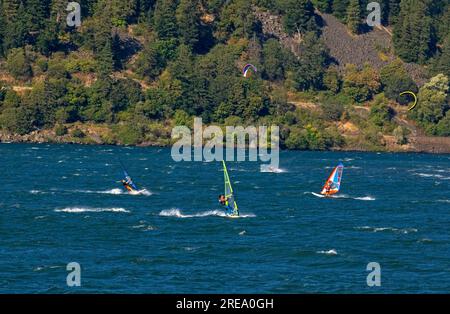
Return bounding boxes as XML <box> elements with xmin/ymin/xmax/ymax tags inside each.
<box><xmin>222</xmin><ymin>160</ymin><xmax>239</xmax><ymax>217</ymax></box>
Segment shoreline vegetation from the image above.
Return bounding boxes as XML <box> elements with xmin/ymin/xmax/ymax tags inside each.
<box><xmin>1</xmin><ymin>122</ymin><xmax>449</xmax><ymax>154</ymax></box>
<box><xmin>0</xmin><ymin>1</ymin><xmax>448</xmax><ymax>154</ymax></box>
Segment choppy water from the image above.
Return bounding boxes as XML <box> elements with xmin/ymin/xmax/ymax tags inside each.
<box><xmin>1</xmin><ymin>143</ymin><xmax>449</xmax><ymax>293</ymax></box>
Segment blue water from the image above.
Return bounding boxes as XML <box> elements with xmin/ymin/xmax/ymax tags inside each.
<box><xmin>1</xmin><ymin>143</ymin><xmax>449</xmax><ymax>293</ymax></box>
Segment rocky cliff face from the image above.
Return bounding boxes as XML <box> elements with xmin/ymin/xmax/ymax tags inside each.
<box><xmin>253</xmin><ymin>6</ymin><xmax>302</xmax><ymax>55</ymax></box>
<box><xmin>253</xmin><ymin>8</ymin><xmax>428</xmax><ymax>86</ymax></box>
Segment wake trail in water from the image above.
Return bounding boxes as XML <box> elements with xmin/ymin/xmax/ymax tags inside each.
<box><xmin>355</xmin><ymin>226</ymin><xmax>418</xmax><ymax>234</ymax></box>
<box><xmin>316</xmin><ymin>249</ymin><xmax>338</xmax><ymax>255</ymax></box>
<box><xmin>260</xmin><ymin>165</ymin><xmax>287</xmax><ymax>173</ymax></box>
<box><xmin>306</xmin><ymin>192</ymin><xmax>375</xmax><ymax>201</ymax></box>
<box><xmin>55</xmin><ymin>207</ymin><xmax>130</xmax><ymax>213</ymax></box>
<box><xmin>32</xmin><ymin>188</ymin><xmax>152</xmax><ymax>196</ymax></box>
<box><xmin>159</xmin><ymin>209</ymin><xmax>256</xmax><ymax>218</ymax></box>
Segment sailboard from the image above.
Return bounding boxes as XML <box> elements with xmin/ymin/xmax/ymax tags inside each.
<box><xmin>123</xmin><ymin>169</ymin><xmax>139</xmax><ymax>191</ymax></box>
<box><xmin>320</xmin><ymin>163</ymin><xmax>344</xmax><ymax>196</ymax></box>
<box><xmin>222</xmin><ymin>160</ymin><xmax>239</xmax><ymax>218</ymax></box>
<box><xmin>119</xmin><ymin>161</ymin><xmax>143</xmax><ymax>194</ymax></box>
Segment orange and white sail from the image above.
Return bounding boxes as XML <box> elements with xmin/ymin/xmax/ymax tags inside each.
<box><xmin>320</xmin><ymin>163</ymin><xmax>344</xmax><ymax>196</ymax></box>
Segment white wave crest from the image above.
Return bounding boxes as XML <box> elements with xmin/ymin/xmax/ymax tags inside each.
<box><xmin>354</xmin><ymin>196</ymin><xmax>376</xmax><ymax>201</ymax></box>
<box><xmin>55</xmin><ymin>207</ymin><xmax>130</xmax><ymax>213</ymax></box>
<box><xmin>30</xmin><ymin>190</ymin><xmax>46</xmax><ymax>194</ymax></box>
<box><xmin>308</xmin><ymin>192</ymin><xmax>375</xmax><ymax>201</ymax></box>
<box><xmin>413</xmin><ymin>172</ymin><xmax>449</xmax><ymax>180</ymax></box>
<box><xmin>355</xmin><ymin>226</ymin><xmax>417</xmax><ymax>234</ymax></box>
<box><xmin>317</xmin><ymin>249</ymin><xmax>338</xmax><ymax>255</ymax></box>
<box><xmin>260</xmin><ymin>165</ymin><xmax>286</xmax><ymax>173</ymax></box>
<box><xmin>159</xmin><ymin>209</ymin><xmax>255</xmax><ymax>218</ymax></box>
<box><xmin>129</xmin><ymin>189</ymin><xmax>152</xmax><ymax>196</ymax></box>
<box><xmin>73</xmin><ymin>188</ymin><xmax>152</xmax><ymax>196</ymax></box>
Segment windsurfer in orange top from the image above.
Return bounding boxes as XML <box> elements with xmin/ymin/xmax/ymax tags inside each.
<box><xmin>121</xmin><ymin>179</ymin><xmax>133</xmax><ymax>192</ymax></box>
<box><xmin>324</xmin><ymin>181</ymin><xmax>333</xmax><ymax>195</ymax></box>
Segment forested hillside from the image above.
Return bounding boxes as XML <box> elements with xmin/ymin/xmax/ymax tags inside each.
<box><xmin>0</xmin><ymin>0</ymin><xmax>449</xmax><ymax>152</ymax></box>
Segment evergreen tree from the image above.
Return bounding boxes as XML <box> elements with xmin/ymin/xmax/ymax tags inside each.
<box><xmin>315</xmin><ymin>0</ymin><xmax>333</xmax><ymax>13</ymax></box>
<box><xmin>393</xmin><ymin>0</ymin><xmax>435</xmax><ymax>63</ymax></box>
<box><xmin>262</xmin><ymin>39</ymin><xmax>285</xmax><ymax>81</ymax></box>
<box><xmin>3</xmin><ymin>2</ymin><xmax>28</xmax><ymax>51</ymax></box>
<box><xmin>434</xmin><ymin>34</ymin><xmax>450</xmax><ymax>77</ymax></box>
<box><xmin>0</xmin><ymin>10</ymin><xmax>4</xmax><ymax>57</ymax></box>
<box><xmin>347</xmin><ymin>0</ymin><xmax>361</xmax><ymax>34</ymax></box>
<box><xmin>134</xmin><ymin>41</ymin><xmax>165</xmax><ymax>80</ymax></box>
<box><xmin>50</xmin><ymin>0</ymin><xmax>70</xmax><ymax>28</ymax></box>
<box><xmin>26</xmin><ymin>0</ymin><xmax>51</xmax><ymax>32</ymax></box>
<box><xmin>216</xmin><ymin>0</ymin><xmax>257</xmax><ymax>41</ymax></box>
<box><xmin>176</xmin><ymin>0</ymin><xmax>201</xmax><ymax>50</ymax></box>
<box><xmin>137</xmin><ymin>0</ymin><xmax>156</xmax><ymax>22</ymax></box>
<box><xmin>36</xmin><ymin>20</ymin><xmax>59</xmax><ymax>56</ymax></box>
<box><xmin>294</xmin><ymin>32</ymin><xmax>330</xmax><ymax>90</ymax></box>
<box><xmin>380</xmin><ymin>59</ymin><xmax>417</xmax><ymax>102</ymax></box>
<box><xmin>281</xmin><ymin>0</ymin><xmax>318</xmax><ymax>36</ymax></box>
<box><xmin>93</xmin><ymin>0</ymin><xmax>114</xmax><ymax>76</ymax></box>
<box><xmin>2</xmin><ymin>0</ymin><xmax>20</xmax><ymax>23</ymax></box>
<box><xmin>332</xmin><ymin>0</ymin><xmax>350</xmax><ymax>21</ymax></box>
<box><xmin>154</xmin><ymin>0</ymin><xmax>178</xmax><ymax>40</ymax></box>
<box><xmin>6</xmin><ymin>47</ymin><xmax>32</xmax><ymax>80</ymax></box>
<box><xmin>109</xmin><ymin>0</ymin><xmax>139</xmax><ymax>26</ymax></box>
<box><xmin>388</xmin><ymin>0</ymin><xmax>401</xmax><ymax>25</ymax></box>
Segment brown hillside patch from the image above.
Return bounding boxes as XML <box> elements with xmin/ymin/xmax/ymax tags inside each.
<box><xmin>12</xmin><ymin>86</ymin><xmax>33</xmax><ymax>94</ymax></box>
<box><xmin>72</xmin><ymin>73</ymin><xmax>97</xmax><ymax>87</ymax></box>
<box><xmin>290</xmin><ymin>101</ymin><xmax>318</xmax><ymax>110</ymax></box>
<box><xmin>201</xmin><ymin>14</ymin><xmax>215</xmax><ymax>24</ymax></box>
<box><xmin>0</xmin><ymin>72</ymin><xmax>16</xmax><ymax>84</ymax></box>
<box><xmin>338</xmin><ymin>121</ymin><xmax>359</xmax><ymax>135</ymax></box>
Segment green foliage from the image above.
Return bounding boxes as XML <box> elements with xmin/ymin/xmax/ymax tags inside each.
<box><xmin>436</xmin><ymin>112</ymin><xmax>450</xmax><ymax>136</ymax></box>
<box><xmin>362</xmin><ymin>125</ymin><xmax>384</xmax><ymax>148</ymax></box>
<box><xmin>294</xmin><ymin>32</ymin><xmax>330</xmax><ymax>90</ymax></box>
<box><xmin>321</xmin><ymin>101</ymin><xmax>344</xmax><ymax>121</ymax></box>
<box><xmin>262</xmin><ymin>39</ymin><xmax>285</xmax><ymax>81</ymax></box>
<box><xmin>369</xmin><ymin>96</ymin><xmax>394</xmax><ymax>128</ymax></box>
<box><xmin>432</xmin><ymin>34</ymin><xmax>450</xmax><ymax>77</ymax></box>
<box><xmin>134</xmin><ymin>41</ymin><xmax>165</xmax><ymax>80</ymax></box>
<box><xmin>0</xmin><ymin>105</ymin><xmax>36</xmax><ymax>135</ymax></box>
<box><xmin>393</xmin><ymin>125</ymin><xmax>408</xmax><ymax>145</ymax></box>
<box><xmin>176</xmin><ymin>0</ymin><xmax>201</xmax><ymax>49</ymax></box>
<box><xmin>380</xmin><ymin>59</ymin><xmax>417</xmax><ymax>103</ymax></box>
<box><xmin>393</xmin><ymin>0</ymin><xmax>435</xmax><ymax>63</ymax></box>
<box><xmin>71</xmin><ymin>128</ymin><xmax>86</xmax><ymax>138</ymax></box>
<box><xmin>343</xmin><ymin>64</ymin><xmax>381</xmax><ymax>103</ymax></box>
<box><xmin>0</xmin><ymin>0</ymin><xmax>447</xmax><ymax>149</ymax></box>
<box><xmin>154</xmin><ymin>0</ymin><xmax>179</xmax><ymax>40</ymax></box>
<box><xmin>54</xmin><ymin>124</ymin><xmax>68</xmax><ymax>136</ymax></box>
<box><xmin>173</xmin><ymin>109</ymin><xmax>192</xmax><ymax>126</ymax></box>
<box><xmin>112</xmin><ymin>123</ymin><xmax>144</xmax><ymax>145</ymax></box>
<box><xmin>386</xmin><ymin>0</ymin><xmax>401</xmax><ymax>25</ymax></box>
<box><xmin>332</xmin><ymin>0</ymin><xmax>350</xmax><ymax>21</ymax></box>
<box><xmin>216</xmin><ymin>0</ymin><xmax>258</xmax><ymax>41</ymax></box>
<box><xmin>411</xmin><ymin>74</ymin><xmax>449</xmax><ymax>135</ymax></box>
<box><xmin>323</xmin><ymin>67</ymin><xmax>342</xmax><ymax>93</ymax></box>
<box><xmin>346</xmin><ymin>0</ymin><xmax>361</xmax><ymax>34</ymax></box>
<box><xmin>313</xmin><ymin>0</ymin><xmax>333</xmax><ymax>13</ymax></box>
<box><xmin>285</xmin><ymin>123</ymin><xmax>343</xmax><ymax>150</ymax></box>
<box><xmin>6</xmin><ymin>48</ymin><xmax>32</xmax><ymax>80</ymax></box>
<box><xmin>280</xmin><ymin>0</ymin><xmax>319</xmax><ymax>36</ymax></box>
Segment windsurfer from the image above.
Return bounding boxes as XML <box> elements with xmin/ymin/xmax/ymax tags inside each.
<box><xmin>325</xmin><ymin>181</ymin><xmax>332</xmax><ymax>195</ymax></box>
<box><xmin>219</xmin><ymin>194</ymin><xmax>233</xmax><ymax>214</ymax></box>
<box><xmin>121</xmin><ymin>179</ymin><xmax>134</xmax><ymax>192</ymax></box>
